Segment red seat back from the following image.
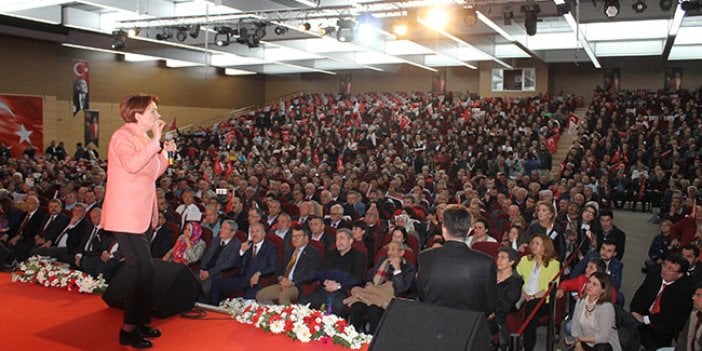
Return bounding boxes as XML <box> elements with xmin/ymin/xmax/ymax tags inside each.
<box><xmin>472</xmin><ymin>241</ymin><xmax>502</xmax><ymax>259</ymax></box>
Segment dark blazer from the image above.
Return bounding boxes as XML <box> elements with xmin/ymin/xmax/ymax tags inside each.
<box><xmin>41</xmin><ymin>213</ymin><xmax>71</xmax><ymax>243</ymax></box>
<box><xmin>325</xmin><ymin>218</ymin><xmax>351</xmax><ymax>230</ymax></box>
<box><xmin>9</xmin><ymin>210</ymin><xmax>46</xmax><ymax>241</ymax></box>
<box><xmin>311</xmin><ymin>232</ymin><xmax>336</xmax><ymax>254</ymax></box>
<box><xmin>77</xmin><ymin>225</ymin><xmax>109</xmax><ymax>257</ymax></box>
<box><xmin>150</xmin><ymin>224</ymin><xmax>175</xmax><ymax>258</ymax></box>
<box><xmin>496</xmin><ymin>272</ymin><xmax>524</xmax><ymax>322</ymax></box>
<box><xmin>66</xmin><ymin>217</ymin><xmax>90</xmax><ymax>256</ymax></box>
<box><xmin>597</xmin><ymin>225</ymin><xmax>626</xmax><ymax>260</ymax></box>
<box><xmin>200</xmin><ymin>236</ymin><xmax>242</xmax><ymax>277</ymax></box>
<box><xmin>630</xmin><ymin>268</ymin><xmax>693</xmax><ymax>345</ymax></box>
<box><xmin>276</xmin><ymin>244</ymin><xmax>321</xmax><ymax>286</ymax></box>
<box><xmin>368</xmin><ymin>256</ymin><xmax>416</xmax><ymax>297</ymax></box>
<box><xmin>417</xmin><ymin>240</ymin><xmax>498</xmax><ymax>316</ymax></box>
<box><xmin>239</xmin><ymin>240</ymin><xmax>277</xmax><ymax>280</ymax></box>
<box><xmin>571</xmin><ymin>251</ymin><xmax>624</xmax><ymax>291</ymax></box>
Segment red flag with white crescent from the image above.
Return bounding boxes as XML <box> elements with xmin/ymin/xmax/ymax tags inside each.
<box><xmin>0</xmin><ymin>95</ymin><xmax>43</xmax><ymax>158</ymax></box>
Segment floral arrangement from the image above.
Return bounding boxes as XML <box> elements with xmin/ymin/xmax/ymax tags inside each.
<box><xmin>221</xmin><ymin>298</ymin><xmax>372</xmax><ymax>349</ymax></box>
<box><xmin>11</xmin><ymin>255</ymin><xmax>107</xmax><ymax>294</ymax></box>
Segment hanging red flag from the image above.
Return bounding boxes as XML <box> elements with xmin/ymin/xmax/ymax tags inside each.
<box><xmin>545</xmin><ymin>136</ymin><xmax>557</xmax><ymax>154</ymax></box>
<box><xmin>0</xmin><ymin>95</ymin><xmax>44</xmax><ymax>158</ymax></box>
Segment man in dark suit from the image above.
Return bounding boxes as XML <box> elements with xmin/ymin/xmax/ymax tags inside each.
<box><xmin>256</xmin><ymin>224</ymin><xmax>321</xmax><ymax>305</ymax></box>
<box><xmin>682</xmin><ymin>244</ymin><xmax>702</xmax><ymax>285</ymax></box>
<box><xmin>325</xmin><ymin>204</ymin><xmax>351</xmax><ymax>230</ymax></box>
<box><xmin>631</xmin><ymin>254</ymin><xmax>693</xmax><ymax>350</ymax></box>
<box><xmin>149</xmin><ymin>212</ymin><xmax>174</xmax><ymax>259</ymax></box>
<box><xmin>675</xmin><ymin>282</ymin><xmax>702</xmax><ymax>351</ymax></box>
<box><xmin>598</xmin><ymin>209</ymin><xmax>626</xmax><ymax>260</ymax></box>
<box><xmin>2</xmin><ymin>196</ymin><xmax>46</xmax><ymax>266</ymax></box>
<box><xmin>417</xmin><ymin>204</ymin><xmax>497</xmax><ymax>316</ymax></box>
<box><xmin>309</xmin><ymin>216</ymin><xmax>336</xmax><ymax>254</ymax></box>
<box><xmin>208</xmin><ymin>222</ymin><xmax>277</xmax><ymax>304</ymax></box>
<box><xmin>299</xmin><ymin>228</ymin><xmax>365</xmax><ymax>317</ymax></box>
<box><xmin>198</xmin><ymin>219</ymin><xmax>242</xmax><ymax>300</ymax></box>
<box><xmin>75</xmin><ymin>207</ymin><xmax>120</xmax><ymax>281</ymax></box>
<box><xmin>34</xmin><ymin>199</ymin><xmax>70</xmax><ymax>249</ymax></box>
<box><xmin>31</xmin><ymin>203</ymin><xmax>90</xmax><ymax>264</ymax></box>
<box><xmin>571</xmin><ymin>240</ymin><xmax>623</xmax><ymax>291</ymax></box>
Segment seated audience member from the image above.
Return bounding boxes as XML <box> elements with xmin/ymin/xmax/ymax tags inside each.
<box><xmin>571</xmin><ymin>240</ymin><xmax>623</xmax><ymax>292</ymax></box>
<box><xmin>31</xmin><ymin>202</ymin><xmax>89</xmax><ymax>264</ymax></box>
<box><xmin>523</xmin><ymin>200</ymin><xmax>566</xmax><ymax>261</ymax></box>
<box><xmin>150</xmin><ymin>212</ymin><xmax>174</xmax><ymax>259</ymax></box>
<box><xmin>644</xmin><ymin>220</ymin><xmax>673</xmax><ymax>271</ymax></box>
<box><xmin>201</xmin><ymin>205</ymin><xmax>222</xmax><ymax>239</ymax></box>
<box><xmin>32</xmin><ymin>198</ymin><xmax>70</xmax><ymax>254</ymax></box>
<box><xmin>3</xmin><ymin>196</ymin><xmax>46</xmax><ymax>265</ymax></box>
<box><xmin>299</xmin><ymin>228</ymin><xmax>365</xmax><ymax>318</ymax></box>
<box><xmin>345</xmin><ymin>240</ymin><xmax>415</xmax><ymax>334</ymax></box>
<box><xmin>383</xmin><ymin>227</ymin><xmax>415</xmax><ymax>256</ymax></box>
<box><xmin>565</xmin><ymin>272</ymin><xmax>621</xmax><ymax>351</ymax></box>
<box><xmin>597</xmin><ymin>209</ymin><xmax>626</xmax><ymax>261</ymax></box>
<box><xmin>198</xmin><ymin>219</ymin><xmax>242</xmax><ymax>300</ymax></box>
<box><xmin>208</xmin><ymin>223</ymin><xmax>277</xmax><ymax>304</ymax></box>
<box><xmin>503</xmin><ymin>225</ymin><xmax>526</xmax><ymax>252</ymax></box>
<box><xmin>75</xmin><ymin>208</ymin><xmax>120</xmax><ymax>282</ymax></box>
<box><xmin>256</xmin><ymin>224</ymin><xmax>321</xmax><ymax>305</ymax></box>
<box><xmin>465</xmin><ymin>217</ymin><xmax>498</xmax><ymax>248</ymax></box>
<box><xmin>682</xmin><ymin>244</ymin><xmax>702</xmax><ymax>285</ymax></box>
<box><xmin>630</xmin><ymin>254</ymin><xmax>693</xmax><ymax>350</ymax></box>
<box><xmin>175</xmin><ymin>189</ymin><xmax>202</xmax><ymax>229</ymax></box>
<box><xmin>516</xmin><ymin>234</ymin><xmax>561</xmax><ymax>351</ymax></box>
<box><xmin>671</xmin><ymin>204</ymin><xmax>702</xmax><ymax>249</ymax></box>
<box><xmin>325</xmin><ymin>204</ymin><xmax>351</xmax><ymax>230</ymax></box>
<box><xmin>577</xmin><ymin>203</ymin><xmax>602</xmax><ymax>257</ymax></box>
<box><xmin>308</xmin><ymin>215</ymin><xmax>335</xmax><ymax>253</ymax></box>
<box><xmin>492</xmin><ymin>247</ymin><xmax>524</xmax><ymax>350</ymax></box>
<box><xmin>163</xmin><ymin>222</ymin><xmax>206</xmax><ymax>265</ymax></box>
<box><xmin>674</xmin><ymin>282</ymin><xmax>702</xmax><ymax>351</ymax></box>
<box><xmin>270</xmin><ymin>212</ymin><xmax>292</xmax><ymax>248</ymax></box>
<box><xmin>351</xmin><ymin>220</ymin><xmax>375</xmax><ymax>267</ymax></box>
<box><xmin>558</xmin><ymin>258</ymin><xmax>608</xmax><ymax>301</ymax></box>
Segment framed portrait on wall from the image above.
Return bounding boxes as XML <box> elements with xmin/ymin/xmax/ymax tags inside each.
<box><xmin>664</xmin><ymin>67</ymin><xmax>682</xmax><ymax>92</ymax></box>
<box><xmin>603</xmin><ymin>68</ymin><xmax>620</xmax><ymax>93</ymax></box>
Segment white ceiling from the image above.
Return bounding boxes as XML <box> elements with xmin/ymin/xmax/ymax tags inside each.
<box><xmin>1</xmin><ymin>0</ymin><xmax>701</xmax><ymax>75</ymax></box>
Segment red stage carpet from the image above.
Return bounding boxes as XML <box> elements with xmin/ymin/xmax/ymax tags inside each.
<box><xmin>0</xmin><ymin>273</ymin><xmax>368</xmax><ymax>351</ymax></box>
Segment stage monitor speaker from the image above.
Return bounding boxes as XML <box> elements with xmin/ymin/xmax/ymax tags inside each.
<box><xmin>369</xmin><ymin>298</ymin><xmax>491</xmax><ymax>351</ymax></box>
<box><xmin>102</xmin><ymin>259</ymin><xmax>201</xmax><ymax>318</ymax></box>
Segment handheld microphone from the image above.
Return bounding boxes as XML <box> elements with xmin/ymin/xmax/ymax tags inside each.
<box><xmin>165</xmin><ymin>132</ymin><xmax>175</xmax><ymax>166</ymax></box>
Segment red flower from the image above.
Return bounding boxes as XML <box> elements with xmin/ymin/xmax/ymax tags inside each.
<box><xmin>284</xmin><ymin>320</ymin><xmax>294</xmax><ymax>332</ymax></box>
<box><xmin>335</xmin><ymin>320</ymin><xmax>348</xmax><ymax>333</ymax></box>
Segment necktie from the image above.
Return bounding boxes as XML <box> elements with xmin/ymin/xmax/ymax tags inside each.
<box><xmin>252</xmin><ymin>244</ymin><xmax>258</xmax><ymax>258</ymax></box>
<box><xmin>650</xmin><ymin>284</ymin><xmax>667</xmax><ymax>314</ymax></box>
<box><xmin>692</xmin><ymin>311</ymin><xmax>702</xmax><ymax>351</ymax></box>
<box><xmin>283</xmin><ymin>249</ymin><xmax>299</xmax><ymax>278</ymax></box>
<box><xmin>85</xmin><ymin>227</ymin><xmax>98</xmax><ymax>252</ymax></box>
<box><xmin>18</xmin><ymin>213</ymin><xmax>31</xmax><ymax>235</ymax></box>
<box><xmin>42</xmin><ymin>215</ymin><xmax>55</xmax><ymax>233</ymax></box>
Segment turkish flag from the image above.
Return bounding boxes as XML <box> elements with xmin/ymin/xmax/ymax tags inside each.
<box><xmin>0</xmin><ymin>95</ymin><xmax>43</xmax><ymax>158</ymax></box>
<box><xmin>545</xmin><ymin>136</ymin><xmax>557</xmax><ymax>154</ymax></box>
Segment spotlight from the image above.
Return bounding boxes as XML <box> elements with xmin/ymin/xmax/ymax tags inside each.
<box><xmin>254</xmin><ymin>27</ymin><xmax>267</xmax><ymax>40</ymax></box>
<box><xmin>660</xmin><ymin>0</ymin><xmax>673</xmax><ymax>11</ymax></box>
<box><xmin>188</xmin><ymin>25</ymin><xmax>200</xmax><ymax>38</ymax></box>
<box><xmin>464</xmin><ymin>8</ymin><xmax>477</xmax><ymax>26</ymax></box>
<box><xmin>604</xmin><ymin>0</ymin><xmax>620</xmax><ymax>18</ymax></box>
<box><xmin>522</xmin><ymin>4</ymin><xmax>540</xmax><ymax>36</ymax></box>
<box><xmin>503</xmin><ymin>10</ymin><xmax>514</xmax><ymax>25</ymax></box>
<box><xmin>126</xmin><ymin>28</ymin><xmax>139</xmax><ymax>38</ymax></box>
<box><xmin>176</xmin><ymin>27</ymin><xmax>188</xmax><ymax>42</ymax></box>
<box><xmin>155</xmin><ymin>29</ymin><xmax>171</xmax><ymax>41</ymax></box>
<box><xmin>337</xmin><ymin>18</ymin><xmax>355</xmax><ymax>42</ymax></box>
<box><xmin>298</xmin><ymin>22</ymin><xmax>311</xmax><ymax>31</ymax></box>
<box><xmin>111</xmin><ymin>30</ymin><xmax>126</xmax><ymax>49</ymax></box>
<box><xmin>556</xmin><ymin>3</ymin><xmax>571</xmax><ymax>15</ymax></box>
<box><xmin>424</xmin><ymin>7</ymin><xmax>449</xmax><ymax>30</ymax></box>
<box><xmin>274</xmin><ymin>26</ymin><xmax>288</xmax><ymax>35</ymax></box>
<box><xmin>393</xmin><ymin>23</ymin><xmax>408</xmax><ymax>36</ymax></box>
<box><xmin>356</xmin><ymin>13</ymin><xmax>378</xmax><ymax>41</ymax></box>
<box><xmin>682</xmin><ymin>0</ymin><xmax>702</xmax><ymax>11</ymax></box>
<box><xmin>632</xmin><ymin>0</ymin><xmax>647</xmax><ymax>12</ymax></box>
<box><xmin>214</xmin><ymin>27</ymin><xmax>230</xmax><ymax>46</ymax></box>
<box><xmin>319</xmin><ymin>26</ymin><xmax>335</xmax><ymax>36</ymax></box>
<box><xmin>245</xmin><ymin>35</ymin><xmax>260</xmax><ymax>48</ymax></box>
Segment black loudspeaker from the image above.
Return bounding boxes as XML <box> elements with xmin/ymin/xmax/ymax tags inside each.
<box><xmin>102</xmin><ymin>259</ymin><xmax>201</xmax><ymax>318</ymax></box>
<box><xmin>369</xmin><ymin>299</ymin><xmax>491</xmax><ymax>351</ymax></box>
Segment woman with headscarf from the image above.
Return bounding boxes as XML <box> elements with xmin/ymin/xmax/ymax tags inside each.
<box><xmin>163</xmin><ymin>222</ymin><xmax>206</xmax><ymax>265</ymax></box>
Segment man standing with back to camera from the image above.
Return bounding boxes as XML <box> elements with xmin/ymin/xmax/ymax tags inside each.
<box><xmin>417</xmin><ymin>204</ymin><xmax>497</xmax><ymax>316</ymax></box>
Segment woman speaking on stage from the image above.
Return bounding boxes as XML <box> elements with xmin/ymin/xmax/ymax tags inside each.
<box><xmin>100</xmin><ymin>94</ymin><xmax>175</xmax><ymax>349</ymax></box>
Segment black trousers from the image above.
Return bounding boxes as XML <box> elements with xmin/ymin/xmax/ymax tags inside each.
<box><xmin>348</xmin><ymin>302</ymin><xmax>385</xmax><ymax>334</ymax></box>
<box><xmin>523</xmin><ymin>299</ymin><xmax>548</xmax><ymax>351</ymax></box>
<box><xmin>114</xmin><ymin>230</ymin><xmax>154</xmax><ymax>326</ymax></box>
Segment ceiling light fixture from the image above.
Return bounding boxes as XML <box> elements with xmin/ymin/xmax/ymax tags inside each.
<box><xmin>188</xmin><ymin>25</ymin><xmax>200</xmax><ymax>39</ymax></box>
<box><xmin>464</xmin><ymin>8</ymin><xmax>477</xmax><ymax>26</ymax></box>
<box><xmin>175</xmin><ymin>27</ymin><xmax>188</xmax><ymax>42</ymax></box>
<box><xmin>214</xmin><ymin>27</ymin><xmax>230</xmax><ymax>46</ymax></box>
<box><xmin>682</xmin><ymin>0</ymin><xmax>702</xmax><ymax>11</ymax></box>
<box><xmin>604</xmin><ymin>0</ymin><xmax>621</xmax><ymax>18</ymax></box>
<box><xmin>632</xmin><ymin>0</ymin><xmax>648</xmax><ymax>12</ymax></box>
<box><xmin>522</xmin><ymin>4</ymin><xmax>540</xmax><ymax>36</ymax></box>
<box><xmin>336</xmin><ymin>18</ymin><xmax>355</xmax><ymax>42</ymax></box>
<box><xmin>503</xmin><ymin>10</ymin><xmax>514</xmax><ymax>25</ymax></box>
<box><xmin>660</xmin><ymin>0</ymin><xmax>673</xmax><ymax>11</ymax></box>
<box><xmin>111</xmin><ymin>30</ymin><xmax>126</xmax><ymax>49</ymax></box>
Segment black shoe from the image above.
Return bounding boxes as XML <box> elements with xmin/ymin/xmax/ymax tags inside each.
<box><xmin>138</xmin><ymin>325</ymin><xmax>161</xmax><ymax>338</ymax></box>
<box><xmin>119</xmin><ymin>329</ymin><xmax>152</xmax><ymax>349</ymax></box>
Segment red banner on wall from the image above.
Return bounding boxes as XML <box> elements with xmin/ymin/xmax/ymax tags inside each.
<box><xmin>72</xmin><ymin>59</ymin><xmax>90</xmax><ymax>116</ymax></box>
<box><xmin>0</xmin><ymin>95</ymin><xmax>43</xmax><ymax>158</ymax></box>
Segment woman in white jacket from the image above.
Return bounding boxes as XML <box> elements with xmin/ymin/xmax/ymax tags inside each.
<box><xmin>567</xmin><ymin>271</ymin><xmax>621</xmax><ymax>351</ymax></box>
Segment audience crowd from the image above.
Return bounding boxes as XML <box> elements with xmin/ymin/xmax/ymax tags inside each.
<box><xmin>2</xmin><ymin>87</ymin><xmax>702</xmax><ymax>350</ymax></box>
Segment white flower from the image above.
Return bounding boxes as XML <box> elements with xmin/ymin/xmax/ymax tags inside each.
<box><xmin>293</xmin><ymin>323</ymin><xmax>312</xmax><ymax>343</ymax></box>
<box><xmin>269</xmin><ymin>319</ymin><xmax>285</xmax><ymax>334</ymax></box>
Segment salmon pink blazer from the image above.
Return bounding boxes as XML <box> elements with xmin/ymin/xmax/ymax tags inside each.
<box><xmin>100</xmin><ymin>122</ymin><xmax>168</xmax><ymax>234</ymax></box>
